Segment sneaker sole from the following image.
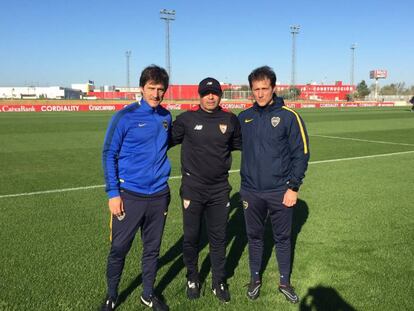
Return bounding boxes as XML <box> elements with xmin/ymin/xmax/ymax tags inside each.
<box><xmin>247</xmin><ymin>284</ymin><xmax>261</xmax><ymax>300</ymax></box>
<box><xmin>278</xmin><ymin>288</ymin><xmax>299</xmax><ymax>304</ymax></box>
<box><xmin>187</xmin><ymin>295</ymin><xmax>200</xmax><ymax>300</ymax></box>
<box><xmin>140</xmin><ymin>296</ymin><xmax>153</xmax><ymax>308</ymax></box>
<box><xmin>212</xmin><ymin>289</ymin><xmax>230</xmax><ymax>304</ymax></box>
<box><xmin>186</xmin><ymin>282</ymin><xmax>201</xmax><ymax>300</ymax></box>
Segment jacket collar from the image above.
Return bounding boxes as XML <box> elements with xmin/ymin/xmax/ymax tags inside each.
<box><xmin>253</xmin><ymin>95</ymin><xmax>284</xmax><ymax>112</ymax></box>
<box><xmin>196</xmin><ymin>105</ymin><xmax>222</xmax><ymax>115</ymax></box>
<box><xmin>138</xmin><ymin>98</ymin><xmax>162</xmax><ymax>113</ymax></box>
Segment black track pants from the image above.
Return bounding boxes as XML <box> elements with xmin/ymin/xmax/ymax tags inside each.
<box><xmin>181</xmin><ymin>183</ymin><xmax>230</xmax><ymax>285</ymax></box>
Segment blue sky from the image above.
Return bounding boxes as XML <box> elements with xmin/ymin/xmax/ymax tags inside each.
<box><xmin>1</xmin><ymin>0</ymin><xmax>413</xmax><ymax>87</ymax></box>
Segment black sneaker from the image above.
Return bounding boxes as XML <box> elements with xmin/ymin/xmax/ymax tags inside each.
<box><xmin>186</xmin><ymin>280</ymin><xmax>201</xmax><ymax>299</ymax></box>
<box><xmin>100</xmin><ymin>297</ymin><xmax>116</xmax><ymax>311</ymax></box>
<box><xmin>278</xmin><ymin>284</ymin><xmax>299</xmax><ymax>304</ymax></box>
<box><xmin>212</xmin><ymin>283</ymin><xmax>230</xmax><ymax>303</ymax></box>
<box><xmin>246</xmin><ymin>280</ymin><xmax>261</xmax><ymax>300</ymax></box>
<box><xmin>140</xmin><ymin>295</ymin><xmax>169</xmax><ymax>311</ymax></box>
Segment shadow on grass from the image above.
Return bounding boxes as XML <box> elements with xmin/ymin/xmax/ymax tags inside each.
<box><xmin>261</xmin><ymin>198</ymin><xmax>309</xmax><ymax>278</ymax></box>
<box><xmin>225</xmin><ymin>192</ymin><xmax>248</xmax><ymax>280</ymax></box>
<box><xmin>157</xmin><ymin>192</ymin><xmax>246</xmax><ymax>292</ymax></box>
<box><xmin>116</xmin><ymin>235</ymin><xmax>187</xmax><ymax>305</ymax></box>
<box><xmin>299</xmin><ymin>285</ymin><xmax>356</xmax><ymax>311</ymax></box>
<box><xmin>116</xmin><ymin>196</ymin><xmax>308</xmax><ymax>306</ymax></box>
<box><xmin>116</xmin><ymin>236</ymin><xmax>188</xmax><ymax>305</ymax></box>
<box><xmin>199</xmin><ymin>192</ymin><xmax>247</xmax><ymax>285</ymax></box>
<box><xmin>118</xmin><ymin>196</ymin><xmax>239</xmax><ymax>304</ymax></box>
<box><xmin>156</xmin><ymin>215</ymin><xmax>211</xmax><ymax>294</ymax></box>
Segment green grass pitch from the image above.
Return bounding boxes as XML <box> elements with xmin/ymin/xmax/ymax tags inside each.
<box><xmin>0</xmin><ymin>107</ymin><xmax>413</xmax><ymax>311</ymax></box>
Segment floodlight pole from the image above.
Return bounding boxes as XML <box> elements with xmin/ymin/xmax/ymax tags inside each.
<box><xmin>350</xmin><ymin>43</ymin><xmax>357</xmax><ymax>86</ymax></box>
<box><xmin>125</xmin><ymin>51</ymin><xmax>131</xmax><ymax>91</ymax></box>
<box><xmin>290</xmin><ymin>25</ymin><xmax>300</xmax><ymax>88</ymax></box>
<box><xmin>160</xmin><ymin>9</ymin><xmax>175</xmax><ymax>80</ymax></box>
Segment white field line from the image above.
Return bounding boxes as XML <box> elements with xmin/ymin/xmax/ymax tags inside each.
<box><xmin>1</xmin><ymin>151</ymin><xmax>413</xmax><ymax>199</ymax></box>
<box><xmin>310</xmin><ymin>134</ymin><xmax>414</xmax><ymax>147</ymax></box>
<box><xmin>0</xmin><ymin>175</ymin><xmax>180</xmax><ymax>199</ymax></box>
<box><xmin>309</xmin><ymin>150</ymin><xmax>414</xmax><ymax>164</ymax></box>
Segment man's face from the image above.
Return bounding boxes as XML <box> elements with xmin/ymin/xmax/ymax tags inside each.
<box><xmin>251</xmin><ymin>78</ymin><xmax>276</xmax><ymax>107</ymax></box>
<box><xmin>199</xmin><ymin>92</ymin><xmax>221</xmax><ymax>113</ymax></box>
<box><xmin>141</xmin><ymin>81</ymin><xmax>166</xmax><ymax>108</ymax></box>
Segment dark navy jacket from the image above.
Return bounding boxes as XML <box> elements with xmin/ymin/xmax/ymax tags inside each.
<box><xmin>238</xmin><ymin>96</ymin><xmax>310</xmax><ymax>192</ymax></box>
<box><xmin>102</xmin><ymin>100</ymin><xmax>172</xmax><ymax>198</ymax></box>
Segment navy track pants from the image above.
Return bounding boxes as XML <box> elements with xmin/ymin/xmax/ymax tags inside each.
<box><xmin>106</xmin><ymin>189</ymin><xmax>170</xmax><ymax>299</ymax></box>
<box><xmin>240</xmin><ymin>189</ymin><xmax>293</xmax><ymax>282</ymax></box>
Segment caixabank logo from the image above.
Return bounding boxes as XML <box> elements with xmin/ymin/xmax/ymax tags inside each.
<box><xmin>1</xmin><ymin>105</ymin><xmax>36</xmax><ymax>112</ymax></box>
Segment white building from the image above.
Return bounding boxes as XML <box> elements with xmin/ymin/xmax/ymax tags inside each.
<box><xmin>71</xmin><ymin>82</ymin><xmax>94</xmax><ymax>94</ymax></box>
<box><xmin>0</xmin><ymin>86</ymin><xmax>81</xmax><ymax>99</ymax></box>
<box><xmin>115</xmin><ymin>86</ymin><xmax>141</xmax><ymax>92</ymax></box>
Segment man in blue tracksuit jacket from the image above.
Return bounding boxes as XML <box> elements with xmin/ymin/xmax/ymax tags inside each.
<box><xmin>239</xmin><ymin>66</ymin><xmax>310</xmax><ymax>304</ymax></box>
<box><xmin>101</xmin><ymin>65</ymin><xmax>171</xmax><ymax>311</ymax></box>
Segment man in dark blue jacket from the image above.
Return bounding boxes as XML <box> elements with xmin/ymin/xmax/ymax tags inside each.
<box><xmin>239</xmin><ymin>66</ymin><xmax>310</xmax><ymax>304</ymax></box>
<box><xmin>101</xmin><ymin>65</ymin><xmax>171</xmax><ymax>311</ymax></box>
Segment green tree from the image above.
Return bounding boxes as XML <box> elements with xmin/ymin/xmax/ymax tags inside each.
<box><xmin>346</xmin><ymin>93</ymin><xmax>355</xmax><ymax>101</ymax></box>
<box><xmin>356</xmin><ymin>80</ymin><xmax>370</xmax><ymax>98</ymax></box>
<box><xmin>289</xmin><ymin>87</ymin><xmax>301</xmax><ymax>98</ymax></box>
<box><xmin>396</xmin><ymin>82</ymin><xmax>406</xmax><ymax>95</ymax></box>
<box><xmin>379</xmin><ymin>82</ymin><xmax>411</xmax><ymax>95</ymax></box>
<box><xmin>279</xmin><ymin>87</ymin><xmax>301</xmax><ymax>100</ymax></box>
<box><xmin>239</xmin><ymin>85</ymin><xmax>250</xmax><ymax>91</ymax></box>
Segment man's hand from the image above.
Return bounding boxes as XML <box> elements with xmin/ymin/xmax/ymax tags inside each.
<box><xmin>283</xmin><ymin>189</ymin><xmax>298</xmax><ymax>207</ymax></box>
<box><xmin>108</xmin><ymin>196</ymin><xmax>124</xmax><ymax>216</ymax></box>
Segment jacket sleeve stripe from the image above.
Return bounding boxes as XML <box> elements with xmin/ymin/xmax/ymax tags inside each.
<box><xmin>109</xmin><ymin>213</ymin><xmax>113</xmax><ymax>242</ymax></box>
<box><xmin>282</xmin><ymin>106</ymin><xmax>309</xmax><ymax>154</ymax></box>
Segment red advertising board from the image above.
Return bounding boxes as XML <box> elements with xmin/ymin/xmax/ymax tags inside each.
<box><xmin>0</xmin><ymin>104</ymin><xmax>128</xmax><ymax>113</ymax></box>
<box><xmin>370</xmin><ymin>70</ymin><xmax>388</xmax><ymax>79</ymax></box>
<box><xmin>88</xmin><ymin>82</ymin><xmax>355</xmax><ymax>101</ymax></box>
<box><xmin>0</xmin><ymin>102</ymin><xmax>396</xmax><ymax>113</ymax></box>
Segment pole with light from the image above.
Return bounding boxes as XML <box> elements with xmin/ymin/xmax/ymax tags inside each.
<box><xmin>290</xmin><ymin>25</ymin><xmax>300</xmax><ymax>99</ymax></box>
<box><xmin>160</xmin><ymin>9</ymin><xmax>176</xmax><ymax>80</ymax></box>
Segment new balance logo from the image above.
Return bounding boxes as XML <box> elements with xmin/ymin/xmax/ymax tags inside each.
<box><xmin>194</xmin><ymin>124</ymin><xmax>203</xmax><ymax>130</ymax></box>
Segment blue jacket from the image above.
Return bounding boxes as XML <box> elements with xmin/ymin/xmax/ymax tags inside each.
<box><xmin>102</xmin><ymin>100</ymin><xmax>172</xmax><ymax>198</ymax></box>
<box><xmin>238</xmin><ymin>96</ymin><xmax>310</xmax><ymax>192</ymax></box>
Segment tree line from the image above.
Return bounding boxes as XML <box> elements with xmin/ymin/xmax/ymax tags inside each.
<box><xmin>351</xmin><ymin>81</ymin><xmax>414</xmax><ymax>100</ymax></box>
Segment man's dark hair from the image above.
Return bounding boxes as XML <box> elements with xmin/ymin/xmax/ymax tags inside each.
<box><xmin>139</xmin><ymin>65</ymin><xmax>169</xmax><ymax>89</ymax></box>
<box><xmin>248</xmin><ymin>66</ymin><xmax>277</xmax><ymax>88</ymax></box>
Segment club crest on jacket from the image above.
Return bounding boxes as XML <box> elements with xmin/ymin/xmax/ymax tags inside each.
<box><xmin>271</xmin><ymin>116</ymin><xmax>280</xmax><ymax>127</ymax></box>
<box><xmin>219</xmin><ymin>124</ymin><xmax>227</xmax><ymax>134</ymax></box>
<box><xmin>163</xmin><ymin>120</ymin><xmax>168</xmax><ymax>130</ymax></box>
<box><xmin>117</xmin><ymin>213</ymin><xmax>126</xmax><ymax>221</ymax></box>
<box><xmin>183</xmin><ymin>199</ymin><xmax>191</xmax><ymax>209</ymax></box>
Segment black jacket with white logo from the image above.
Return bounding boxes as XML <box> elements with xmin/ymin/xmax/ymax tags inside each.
<box><xmin>170</xmin><ymin>106</ymin><xmax>242</xmax><ymax>187</ymax></box>
<box><xmin>238</xmin><ymin>96</ymin><xmax>310</xmax><ymax>192</ymax></box>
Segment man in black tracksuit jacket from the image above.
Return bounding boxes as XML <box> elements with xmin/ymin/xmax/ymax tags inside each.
<box><xmin>239</xmin><ymin>66</ymin><xmax>310</xmax><ymax>304</ymax></box>
<box><xmin>170</xmin><ymin>77</ymin><xmax>241</xmax><ymax>303</ymax></box>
